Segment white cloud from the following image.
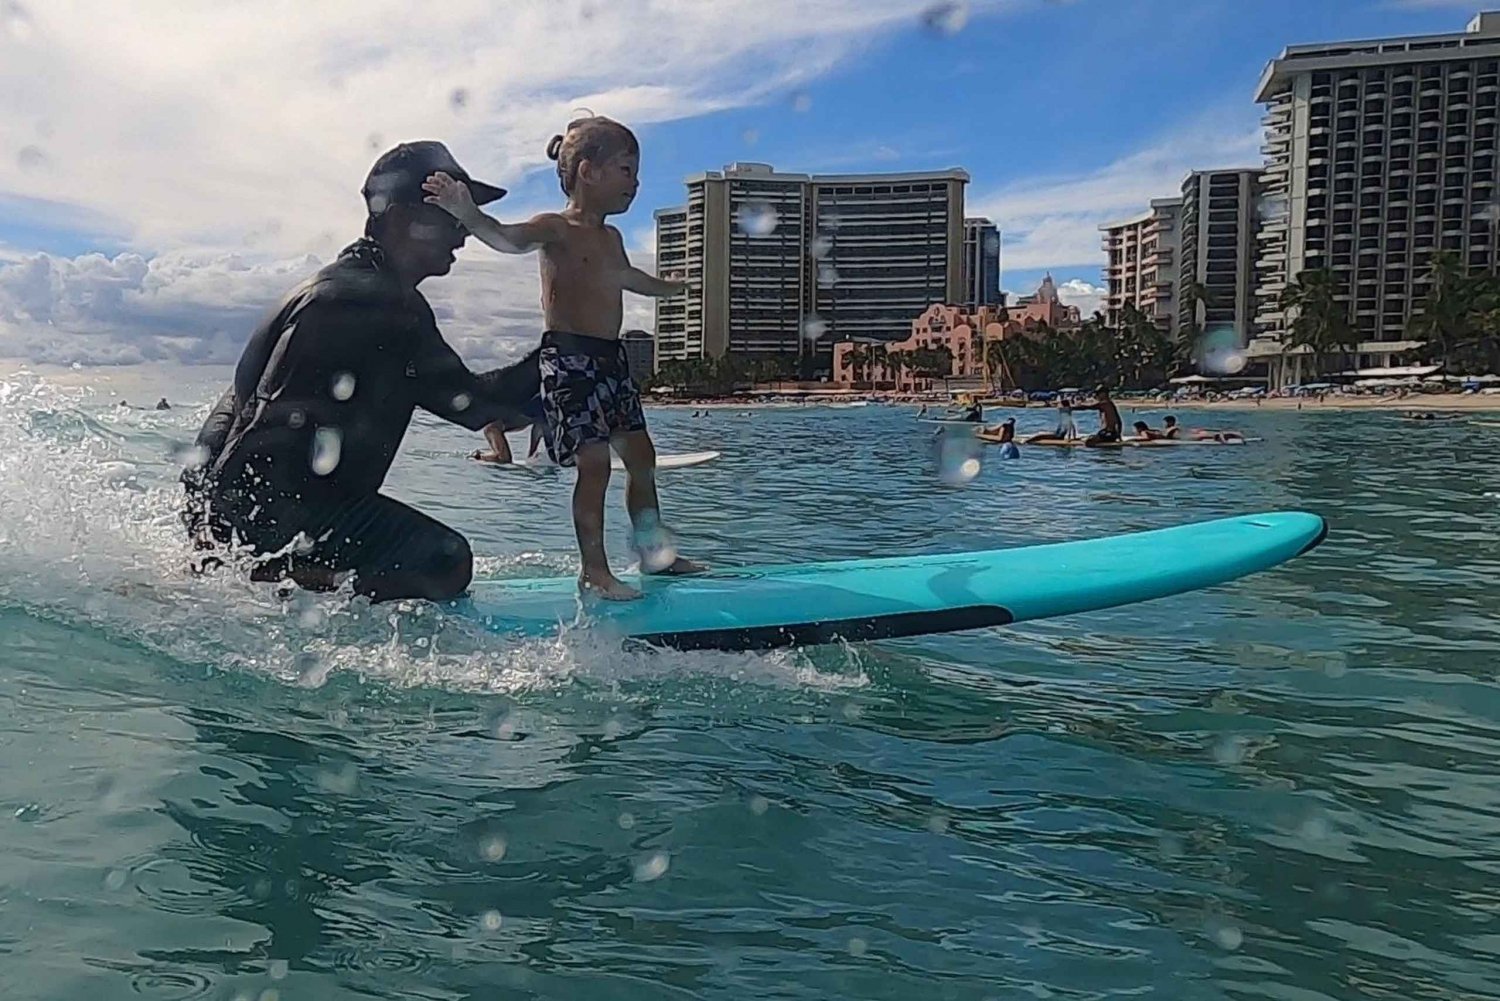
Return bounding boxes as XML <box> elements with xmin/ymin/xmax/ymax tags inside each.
<box><xmin>974</xmin><ymin>110</ymin><xmax>1262</xmax><ymax>275</ymax></box>
<box><xmin>0</xmin><ymin>0</ymin><xmax>1025</xmax><ymax>365</ymax></box>
<box><xmin>1054</xmin><ymin>278</ymin><xmax>1106</xmax><ymax>319</ymax></box>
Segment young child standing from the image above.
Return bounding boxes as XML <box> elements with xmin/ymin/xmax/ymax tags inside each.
<box><xmin>422</xmin><ymin>116</ymin><xmax>704</xmax><ymax>599</ymax></box>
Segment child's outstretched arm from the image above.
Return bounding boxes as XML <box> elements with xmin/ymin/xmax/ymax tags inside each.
<box><xmin>422</xmin><ymin>172</ymin><xmax>560</xmax><ymax>254</ymax></box>
<box><xmin>612</xmin><ymin>228</ymin><xmax>686</xmax><ymax>298</ymax></box>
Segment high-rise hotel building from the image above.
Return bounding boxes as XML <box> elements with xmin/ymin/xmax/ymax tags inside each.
<box><xmin>1100</xmin><ymin>197</ymin><xmax>1182</xmax><ymax>337</ymax></box>
<box><xmin>1252</xmin><ymin>10</ymin><xmax>1500</xmax><ymax>368</ymax></box>
<box><xmin>653</xmin><ymin>162</ymin><xmax>967</xmax><ymax>364</ymax></box>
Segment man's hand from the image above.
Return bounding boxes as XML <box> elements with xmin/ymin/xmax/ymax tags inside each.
<box><xmin>423</xmin><ymin>172</ymin><xmax>478</xmax><ymax>223</ymax></box>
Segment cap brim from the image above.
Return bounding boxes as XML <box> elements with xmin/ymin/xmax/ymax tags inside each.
<box><xmin>467</xmin><ymin>179</ymin><xmax>507</xmax><ymax>205</ymax></box>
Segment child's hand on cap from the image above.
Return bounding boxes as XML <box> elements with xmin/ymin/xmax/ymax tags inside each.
<box><xmin>423</xmin><ymin>172</ymin><xmax>476</xmax><ymax>219</ymax></box>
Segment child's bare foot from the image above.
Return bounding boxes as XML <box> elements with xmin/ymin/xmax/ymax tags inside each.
<box><xmin>579</xmin><ymin>569</ymin><xmax>642</xmax><ymax>601</ymax></box>
<box><xmin>645</xmin><ymin>556</ymin><xmax>708</xmax><ymax>576</ymax></box>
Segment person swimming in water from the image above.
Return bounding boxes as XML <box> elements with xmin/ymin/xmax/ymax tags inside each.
<box><xmin>983</xmin><ymin>416</ymin><xmax>1016</xmax><ymax>442</ymax></box>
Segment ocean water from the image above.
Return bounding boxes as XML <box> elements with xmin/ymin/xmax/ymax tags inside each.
<box><xmin>3</xmin><ymin>368</ymin><xmax>1500</xmax><ymax>1000</ymax></box>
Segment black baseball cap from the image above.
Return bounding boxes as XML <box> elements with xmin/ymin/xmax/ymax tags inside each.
<box><xmin>361</xmin><ymin>140</ymin><xmax>506</xmax><ymax>217</ymax></box>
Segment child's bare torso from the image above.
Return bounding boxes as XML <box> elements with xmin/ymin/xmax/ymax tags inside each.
<box><xmin>540</xmin><ymin>215</ymin><xmax>627</xmax><ymax>339</ymax></box>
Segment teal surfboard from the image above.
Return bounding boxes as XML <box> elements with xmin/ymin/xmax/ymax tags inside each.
<box><xmin>461</xmin><ymin>512</ymin><xmax>1326</xmax><ymax>651</ymax></box>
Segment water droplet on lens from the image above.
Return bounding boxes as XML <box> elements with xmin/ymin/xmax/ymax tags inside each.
<box><xmin>17</xmin><ymin>145</ymin><xmax>48</xmax><ymax>170</ymax></box>
<box><xmin>920</xmin><ymin>0</ymin><xmax>968</xmax><ymax>36</ymax></box>
<box><xmin>287</xmin><ymin>409</ymin><xmax>306</xmax><ymax>429</ymax></box>
<box><xmin>633</xmin><ymin>516</ymin><xmax>679</xmax><ymax>573</ymax></box>
<box><xmin>1256</xmin><ymin>194</ymin><xmax>1289</xmax><ymax>222</ymax></box>
<box><xmin>451</xmin><ymin>392</ymin><xmax>471</xmax><ymax>411</ymax></box>
<box><xmin>1207</xmin><ymin>918</ymin><xmax>1244</xmax><ymax>951</ymax></box>
<box><xmin>809</xmin><ymin>233</ymin><xmax>832</xmax><ymax>259</ymax></box>
<box><xmin>741</xmin><ymin>128</ymin><xmax>759</xmax><ymax>146</ymax></box>
<box><xmin>367</xmin><ymin>132</ymin><xmax>383</xmax><ymax>151</ymax></box>
<box><xmin>1195</xmin><ymin>324</ymin><xmax>1247</xmax><ymax>375</ymax></box>
<box><xmin>926</xmin><ymin>814</ymin><xmax>950</xmax><ymax>834</ymax></box>
<box><xmin>104</xmin><ymin>868</ymin><xmax>127</xmax><ymax>890</ymax></box>
<box><xmin>1156</xmin><ymin>834</ymin><xmax>1183</xmax><ymax>859</ymax></box>
<box><xmin>449</xmin><ymin>87</ymin><xmax>469</xmax><ymax>112</ymax></box>
<box><xmin>1300</xmin><ymin>814</ymin><xmax>1331</xmax><ymax>841</ymax></box>
<box><xmin>259</xmin><ymin>990</ymin><xmax>280</xmax><ymax>1001</ymax></box>
<box><xmin>735</xmin><ymin>201</ymin><xmax>778</xmax><ymax>236</ymax></box>
<box><xmin>801</xmin><ymin>314</ymin><xmax>827</xmax><ymax>341</ymax></box>
<box><xmin>310</xmin><ymin>427</ymin><xmax>342</xmax><ymax>476</ymax></box>
<box><xmin>479</xmin><ymin>909</ymin><xmax>502</xmax><ymax>931</ymax></box>
<box><xmin>250</xmin><ymin>877</ymin><xmax>273</xmax><ymax>900</ymax></box>
<box><xmin>331</xmin><ymin>372</ymin><xmax>356</xmax><ymax>400</ymax></box>
<box><xmin>479</xmin><ymin>835</ymin><xmax>507</xmax><ymax>861</ymax></box>
<box><xmin>935</xmin><ymin>430</ymin><xmax>982</xmax><ymax>486</ymax></box>
<box><xmin>603</xmin><ymin>718</ymin><xmax>623</xmax><ymax>739</ymax></box>
<box><xmin>3</xmin><ymin>1</ymin><xmax>35</xmax><ymax>41</ymax></box>
<box><xmin>847</xmin><ymin>936</ymin><xmax>868</xmax><ymax>956</ymax></box>
<box><xmin>1213</xmin><ymin>734</ymin><xmax>1248</xmax><ymax>766</ymax></box>
<box><xmin>633</xmin><ymin>851</ymin><xmax>670</xmax><ymax>882</ymax></box>
<box><xmin>747</xmin><ymin>795</ymin><xmax>769</xmax><ymax>816</ymax></box>
<box><xmin>294</xmin><ymin>652</ymin><xmax>331</xmax><ymax>689</ymax></box>
<box><xmin>791</xmin><ymin>92</ymin><xmax>813</xmax><ymax>113</ymax></box>
<box><xmin>618</xmin><ymin>811</ymin><xmax>636</xmax><ymax>829</ymax></box>
<box><xmin>316</xmin><ymin>762</ymin><xmax>359</xmax><ymax>795</ymax></box>
<box><xmin>268</xmin><ymin>959</ymin><xmax>288</xmax><ymax>981</ymax></box>
<box><xmin>818</xmin><ymin>264</ymin><xmax>839</xmax><ymax>286</ymax></box>
<box><xmin>172</xmin><ymin>443</ymin><xmax>210</xmax><ymax>470</ymax></box>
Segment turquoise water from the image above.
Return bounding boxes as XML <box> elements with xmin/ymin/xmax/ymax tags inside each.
<box><xmin>4</xmin><ymin>370</ymin><xmax>1500</xmax><ymax>1000</ymax></box>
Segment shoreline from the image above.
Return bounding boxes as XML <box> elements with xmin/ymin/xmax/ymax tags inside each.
<box><xmin>653</xmin><ymin>391</ymin><xmax>1500</xmax><ymax>413</ymax></box>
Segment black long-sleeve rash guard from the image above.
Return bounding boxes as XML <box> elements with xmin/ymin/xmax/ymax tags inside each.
<box><xmin>190</xmin><ymin>238</ymin><xmax>538</xmax><ymax>511</ymax></box>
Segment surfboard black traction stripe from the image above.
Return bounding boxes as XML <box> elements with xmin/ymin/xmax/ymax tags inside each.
<box><xmin>632</xmin><ymin>604</ymin><xmax>1015</xmax><ymax>653</ymax></box>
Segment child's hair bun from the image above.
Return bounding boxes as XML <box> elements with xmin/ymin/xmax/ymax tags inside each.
<box><xmin>545</xmin><ymin>134</ymin><xmax>564</xmax><ymax>161</ymax></box>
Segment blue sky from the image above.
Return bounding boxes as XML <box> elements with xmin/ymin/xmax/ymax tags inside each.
<box><xmin>0</xmin><ymin>0</ymin><xmax>1486</xmax><ymax>364</ymax></box>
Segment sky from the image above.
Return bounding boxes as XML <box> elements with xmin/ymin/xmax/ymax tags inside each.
<box><xmin>0</xmin><ymin>0</ymin><xmax>1488</xmax><ymax>367</ymax></box>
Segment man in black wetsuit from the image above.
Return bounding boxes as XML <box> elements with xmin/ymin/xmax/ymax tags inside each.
<box><xmin>183</xmin><ymin>141</ymin><xmax>539</xmax><ymax>602</ymax></box>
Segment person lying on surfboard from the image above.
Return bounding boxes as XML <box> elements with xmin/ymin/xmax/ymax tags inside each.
<box><xmin>424</xmin><ymin>114</ymin><xmax>706</xmax><ymax>600</ymax></box>
<box><xmin>1132</xmin><ymin>420</ymin><xmax>1166</xmax><ymax>441</ymax></box>
<box><xmin>1163</xmin><ymin>415</ymin><xmax>1245</xmax><ymax>443</ymax></box>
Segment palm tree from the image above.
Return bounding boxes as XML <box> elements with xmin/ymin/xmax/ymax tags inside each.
<box><xmin>1279</xmin><ymin>269</ymin><xmax>1355</xmax><ymax>378</ymax></box>
<box><xmin>1408</xmin><ymin>250</ymin><xmax>1480</xmax><ymax>371</ymax></box>
<box><xmin>843</xmin><ymin>343</ymin><xmax>868</xmax><ymax>384</ymax></box>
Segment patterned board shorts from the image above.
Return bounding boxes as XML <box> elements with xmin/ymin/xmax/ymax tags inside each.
<box><xmin>538</xmin><ymin>331</ymin><xmax>647</xmax><ymax>467</ymax></box>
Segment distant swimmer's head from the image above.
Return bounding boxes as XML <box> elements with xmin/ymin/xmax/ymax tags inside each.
<box><xmin>1132</xmin><ymin>420</ymin><xmax>1149</xmax><ymax>432</ymax></box>
<box><xmin>547</xmin><ymin>116</ymin><xmax>640</xmax><ymax>213</ymax></box>
<box><xmin>1164</xmin><ymin>415</ymin><xmax>1178</xmax><ymax>427</ymax></box>
<box><xmin>362</xmin><ymin>141</ymin><xmax>506</xmax><ymax>278</ymax></box>
<box><xmin>1094</xmin><ymin>383</ymin><xmax>1111</xmax><ymax>399</ymax></box>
